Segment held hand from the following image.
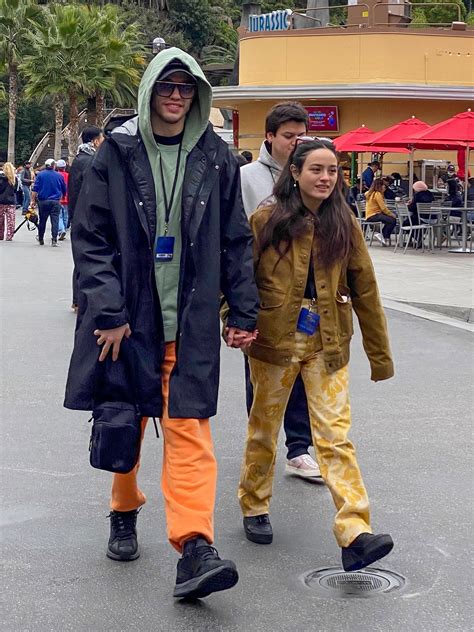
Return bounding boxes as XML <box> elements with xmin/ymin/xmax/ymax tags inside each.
<box><xmin>225</xmin><ymin>327</ymin><xmax>258</xmax><ymax>350</ymax></box>
<box><xmin>94</xmin><ymin>323</ymin><xmax>132</xmax><ymax>362</ymax></box>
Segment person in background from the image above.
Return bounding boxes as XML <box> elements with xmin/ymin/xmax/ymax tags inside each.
<box><xmin>466</xmin><ymin>177</ymin><xmax>474</xmax><ymax>202</ymax></box>
<box><xmin>31</xmin><ymin>158</ymin><xmax>66</xmax><ymax>247</ymax></box>
<box><xmin>407</xmin><ymin>181</ymin><xmax>434</xmax><ymax>224</ymax></box>
<box><xmin>20</xmin><ymin>161</ymin><xmax>34</xmax><ymax>215</ymax></box>
<box><xmin>68</xmin><ymin>126</ymin><xmax>104</xmax><ymax>310</ymax></box>
<box><xmin>362</xmin><ymin>160</ymin><xmax>380</xmax><ymax>191</ymax></box>
<box><xmin>240</xmin><ymin>101</ymin><xmax>321</xmax><ymax>480</ymax></box>
<box><xmin>56</xmin><ymin>159</ymin><xmax>69</xmax><ymax>240</ymax></box>
<box><xmin>382</xmin><ymin>176</ymin><xmax>396</xmax><ymax>201</ymax></box>
<box><xmin>0</xmin><ymin>162</ymin><xmax>22</xmax><ymax>241</ymax></box>
<box><xmin>241</xmin><ymin>150</ymin><xmax>253</xmax><ymax>164</ymax></box>
<box><xmin>364</xmin><ymin>178</ymin><xmax>397</xmax><ymax>246</ymax></box>
<box><xmin>238</xmin><ymin>138</ymin><xmax>394</xmax><ymax>572</ymax></box>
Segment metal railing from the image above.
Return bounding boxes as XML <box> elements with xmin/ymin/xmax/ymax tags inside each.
<box><xmin>284</xmin><ymin>1</ymin><xmax>465</xmax><ymax>30</ymax></box>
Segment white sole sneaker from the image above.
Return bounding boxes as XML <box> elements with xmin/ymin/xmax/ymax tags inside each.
<box><xmin>285</xmin><ymin>462</ymin><xmax>322</xmax><ymax>479</ymax></box>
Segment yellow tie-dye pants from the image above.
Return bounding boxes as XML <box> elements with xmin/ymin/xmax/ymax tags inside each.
<box><xmin>239</xmin><ymin>329</ymin><xmax>372</xmax><ymax>548</ymax></box>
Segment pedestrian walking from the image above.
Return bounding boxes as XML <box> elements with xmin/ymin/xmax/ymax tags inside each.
<box><xmin>0</xmin><ymin>162</ymin><xmax>21</xmax><ymax>241</ymax></box>
<box><xmin>68</xmin><ymin>126</ymin><xmax>104</xmax><ymax>311</ymax></box>
<box><xmin>20</xmin><ymin>161</ymin><xmax>34</xmax><ymax>214</ymax></box>
<box><xmin>240</xmin><ymin>102</ymin><xmax>321</xmax><ymax>480</ymax></box>
<box><xmin>56</xmin><ymin>159</ymin><xmax>69</xmax><ymax>240</ymax></box>
<box><xmin>31</xmin><ymin>159</ymin><xmax>66</xmax><ymax>246</ymax></box>
<box><xmin>238</xmin><ymin>138</ymin><xmax>395</xmax><ymax>572</ymax></box>
<box><xmin>64</xmin><ymin>48</ymin><xmax>259</xmax><ymax>600</ymax></box>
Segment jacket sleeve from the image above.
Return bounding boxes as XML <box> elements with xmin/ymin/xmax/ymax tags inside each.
<box><xmin>219</xmin><ymin>151</ymin><xmax>259</xmax><ymax>331</ymax></box>
<box><xmin>72</xmin><ymin>142</ymin><xmax>128</xmax><ymax>331</ymax></box>
<box><xmin>347</xmin><ymin>221</ymin><xmax>394</xmax><ymax>382</ymax></box>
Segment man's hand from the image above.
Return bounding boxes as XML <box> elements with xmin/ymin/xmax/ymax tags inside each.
<box><xmin>94</xmin><ymin>323</ymin><xmax>132</xmax><ymax>362</ymax></box>
<box><xmin>225</xmin><ymin>327</ymin><xmax>258</xmax><ymax>350</ymax></box>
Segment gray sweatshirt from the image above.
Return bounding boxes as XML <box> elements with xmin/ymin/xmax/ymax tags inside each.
<box><xmin>240</xmin><ymin>141</ymin><xmax>282</xmax><ymax>216</ymax></box>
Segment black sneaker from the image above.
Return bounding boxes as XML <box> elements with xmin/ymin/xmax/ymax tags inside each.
<box><xmin>38</xmin><ymin>239</ymin><xmax>44</xmax><ymax>246</ymax></box>
<box><xmin>342</xmin><ymin>532</ymin><xmax>394</xmax><ymax>572</ymax></box>
<box><xmin>173</xmin><ymin>537</ymin><xmax>239</xmax><ymax>599</ymax></box>
<box><xmin>51</xmin><ymin>239</ymin><xmax>58</xmax><ymax>247</ymax></box>
<box><xmin>243</xmin><ymin>514</ymin><xmax>273</xmax><ymax>544</ymax></box>
<box><xmin>59</xmin><ymin>231</ymin><xmax>67</xmax><ymax>241</ymax></box>
<box><xmin>106</xmin><ymin>509</ymin><xmax>140</xmax><ymax>561</ymax></box>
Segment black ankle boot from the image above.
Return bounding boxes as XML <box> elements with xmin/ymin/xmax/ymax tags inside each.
<box><xmin>106</xmin><ymin>509</ymin><xmax>140</xmax><ymax>561</ymax></box>
<box><xmin>341</xmin><ymin>532</ymin><xmax>394</xmax><ymax>572</ymax></box>
<box><xmin>173</xmin><ymin>537</ymin><xmax>239</xmax><ymax>599</ymax></box>
<box><xmin>243</xmin><ymin>514</ymin><xmax>273</xmax><ymax>544</ymax></box>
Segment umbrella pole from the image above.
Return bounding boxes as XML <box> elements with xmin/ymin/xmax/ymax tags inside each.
<box><xmin>360</xmin><ymin>154</ymin><xmax>364</xmax><ymax>194</ymax></box>
<box><xmin>464</xmin><ymin>145</ymin><xmax>469</xmax><ymax>206</ymax></box>
<box><xmin>408</xmin><ymin>147</ymin><xmax>415</xmax><ymax>193</ymax></box>
<box><xmin>351</xmin><ymin>152</ymin><xmax>357</xmax><ymax>187</ymax></box>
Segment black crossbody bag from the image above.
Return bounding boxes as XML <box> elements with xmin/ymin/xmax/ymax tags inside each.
<box><xmin>88</xmin><ymin>348</ymin><xmax>159</xmax><ymax>474</ymax></box>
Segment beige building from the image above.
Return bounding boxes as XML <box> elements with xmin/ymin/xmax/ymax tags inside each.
<box><xmin>212</xmin><ymin>7</ymin><xmax>473</xmax><ymax>177</ymax></box>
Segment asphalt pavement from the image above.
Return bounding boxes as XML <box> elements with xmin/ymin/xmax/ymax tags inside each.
<box><xmin>1</xmin><ymin>215</ymin><xmax>473</xmax><ymax>632</ymax></box>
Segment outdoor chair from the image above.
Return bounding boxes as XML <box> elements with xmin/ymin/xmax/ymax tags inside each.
<box><xmin>394</xmin><ymin>204</ymin><xmax>434</xmax><ymax>253</ymax></box>
<box><xmin>355</xmin><ymin>200</ymin><xmax>384</xmax><ymax>246</ymax></box>
<box><xmin>417</xmin><ymin>203</ymin><xmax>448</xmax><ymax>249</ymax></box>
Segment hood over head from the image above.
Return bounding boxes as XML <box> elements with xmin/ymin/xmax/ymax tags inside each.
<box><xmin>137</xmin><ymin>47</ymin><xmax>212</xmax><ymax>156</ymax></box>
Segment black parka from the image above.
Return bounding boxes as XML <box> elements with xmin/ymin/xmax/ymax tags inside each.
<box><xmin>64</xmin><ymin>122</ymin><xmax>259</xmax><ymax>418</ymax></box>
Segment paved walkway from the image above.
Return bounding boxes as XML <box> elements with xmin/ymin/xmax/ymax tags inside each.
<box><xmin>367</xmin><ymin>244</ymin><xmax>473</xmax><ymax>324</ymax></box>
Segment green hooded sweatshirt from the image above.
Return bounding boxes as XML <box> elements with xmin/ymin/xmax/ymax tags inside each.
<box><xmin>137</xmin><ymin>48</ymin><xmax>212</xmax><ymax>342</ymax></box>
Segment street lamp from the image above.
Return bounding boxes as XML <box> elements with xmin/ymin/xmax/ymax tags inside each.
<box><xmin>152</xmin><ymin>37</ymin><xmax>166</xmax><ymax>55</ymax></box>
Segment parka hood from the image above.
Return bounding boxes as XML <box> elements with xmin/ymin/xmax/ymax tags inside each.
<box><xmin>137</xmin><ymin>47</ymin><xmax>212</xmax><ymax>155</ymax></box>
<box><xmin>257</xmin><ymin>140</ymin><xmax>281</xmax><ymax>173</ymax></box>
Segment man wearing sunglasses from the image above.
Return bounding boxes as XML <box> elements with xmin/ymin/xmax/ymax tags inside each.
<box><xmin>240</xmin><ymin>103</ymin><xmax>324</xmax><ymax>484</ymax></box>
<box><xmin>65</xmin><ymin>48</ymin><xmax>258</xmax><ymax>599</ymax></box>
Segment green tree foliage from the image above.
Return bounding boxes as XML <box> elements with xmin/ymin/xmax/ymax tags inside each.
<box><xmin>410</xmin><ymin>0</ymin><xmax>466</xmax><ymax>24</ymax></box>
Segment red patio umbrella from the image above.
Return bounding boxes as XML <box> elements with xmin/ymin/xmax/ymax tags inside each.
<box><xmin>334</xmin><ymin>125</ymin><xmax>409</xmax><ymax>191</ymax></box>
<box><xmin>407</xmin><ymin>110</ymin><xmax>473</xmax><ymax>204</ymax></box>
<box><xmin>358</xmin><ymin>117</ymin><xmax>433</xmax><ymax>190</ymax></box>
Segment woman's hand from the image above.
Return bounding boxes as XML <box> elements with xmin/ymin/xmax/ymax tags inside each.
<box><xmin>94</xmin><ymin>323</ymin><xmax>132</xmax><ymax>362</ymax></box>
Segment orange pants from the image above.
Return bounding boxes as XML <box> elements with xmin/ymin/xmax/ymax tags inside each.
<box><xmin>110</xmin><ymin>342</ymin><xmax>217</xmax><ymax>553</ymax></box>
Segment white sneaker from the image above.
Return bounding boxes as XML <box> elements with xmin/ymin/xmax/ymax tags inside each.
<box><xmin>285</xmin><ymin>454</ymin><xmax>322</xmax><ymax>478</ymax></box>
<box><xmin>373</xmin><ymin>232</ymin><xmax>385</xmax><ymax>246</ymax></box>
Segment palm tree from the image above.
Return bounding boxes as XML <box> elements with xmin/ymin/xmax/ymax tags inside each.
<box><xmin>84</xmin><ymin>5</ymin><xmax>145</xmax><ymax>127</ymax></box>
<box><xmin>0</xmin><ymin>0</ymin><xmax>42</xmax><ymax>164</ymax></box>
<box><xmin>23</xmin><ymin>4</ymin><xmax>115</xmax><ymax>162</ymax></box>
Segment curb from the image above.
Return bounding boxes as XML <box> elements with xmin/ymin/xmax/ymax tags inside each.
<box><xmin>382</xmin><ymin>298</ymin><xmax>474</xmax><ymax>332</ymax></box>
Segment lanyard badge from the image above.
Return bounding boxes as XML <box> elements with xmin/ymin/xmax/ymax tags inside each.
<box><xmin>296</xmin><ymin>299</ymin><xmax>320</xmax><ymax>335</ymax></box>
<box><xmin>156</xmin><ymin>138</ymin><xmax>183</xmax><ymax>264</ymax></box>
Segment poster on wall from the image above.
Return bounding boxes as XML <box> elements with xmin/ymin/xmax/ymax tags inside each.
<box><xmin>306</xmin><ymin>106</ymin><xmax>339</xmax><ymax>133</ymax></box>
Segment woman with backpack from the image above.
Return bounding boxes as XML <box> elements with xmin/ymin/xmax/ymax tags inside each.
<box><xmin>237</xmin><ymin>138</ymin><xmax>395</xmax><ymax>572</ymax></box>
<box><xmin>0</xmin><ymin>162</ymin><xmax>22</xmax><ymax>241</ymax></box>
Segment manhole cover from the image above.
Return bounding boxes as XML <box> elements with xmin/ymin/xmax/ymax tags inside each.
<box><xmin>302</xmin><ymin>567</ymin><xmax>405</xmax><ymax>598</ymax></box>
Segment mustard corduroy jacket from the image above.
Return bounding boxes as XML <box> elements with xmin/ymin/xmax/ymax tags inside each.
<box><xmin>245</xmin><ymin>206</ymin><xmax>394</xmax><ymax>382</ymax></box>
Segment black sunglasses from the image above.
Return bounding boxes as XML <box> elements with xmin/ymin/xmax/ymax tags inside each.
<box><xmin>153</xmin><ymin>81</ymin><xmax>196</xmax><ymax>99</ymax></box>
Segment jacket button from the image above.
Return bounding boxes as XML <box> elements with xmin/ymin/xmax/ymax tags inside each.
<box><xmin>190</xmin><ymin>242</ymin><xmax>194</xmax><ymax>247</ymax></box>
<box><xmin>191</xmin><ymin>288</ymin><xmax>196</xmax><ymax>292</ymax></box>
<box><xmin>138</xmin><ymin>202</ymin><xmax>143</xmax><ymax>206</ymax></box>
<box><xmin>200</xmin><ymin>201</ymin><xmax>205</xmax><ymax>206</ymax></box>
<box><xmin>323</xmin><ymin>310</ymin><xmax>328</xmax><ymax>314</ymax></box>
<box><xmin>289</xmin><ymin>332</ymin><xmax>294</xmax><ymax>336</ymax></box>
<box><xmin>215</xmin><ymin>165</ymin><xmax>219</xmax><ymax>170</ymax></box>
<box><xmin>326</xmin><ymin>337</ymin><xmax>331</xmax><ymax>342</ymax></box>
<box><xmin>320</xmin><ymin>284</ymin><xmax>326</xmax><ymax>289</ymax></box>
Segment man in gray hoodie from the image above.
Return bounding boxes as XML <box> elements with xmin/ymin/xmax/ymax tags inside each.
<box><xmin>240</xmin><ymin>102</ymin><xmax>322</xmax><ymax>481</ymax></box>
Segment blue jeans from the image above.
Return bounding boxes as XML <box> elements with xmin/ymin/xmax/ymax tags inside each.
<box><xmin>38</xmin><ymin>199</ymin><xmax>61</xmax><ymax>241</ymax></box>
<box><xmin>244</xmin><ymin>356</ymin><xmax>312</xmax><ymax>459</ymax></box>
<box><xmin>22</xmin><ymin>185</ymin><xmax>31</xmax><ymax>212</ymax></box>
<box><xmin>58</xmin><ymin>204</ymin><xmax>69</xmax><ymax>234</ymax></box>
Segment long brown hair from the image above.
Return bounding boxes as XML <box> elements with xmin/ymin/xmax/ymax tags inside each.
<box><xmin>257</xmin><ymin>139</ymin><xmax>353</xmax><ymax>269</ymax></box>
<box><xmin>366</xmin><ymin>178</ymin><xmax>386</xmax><ymax>197</ymax></box>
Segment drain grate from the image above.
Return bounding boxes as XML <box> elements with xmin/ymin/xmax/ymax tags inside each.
<box><xmin>302</xmin><ymin>567</ymin><xmax>405</xmax><ymax>598</ymax></box>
